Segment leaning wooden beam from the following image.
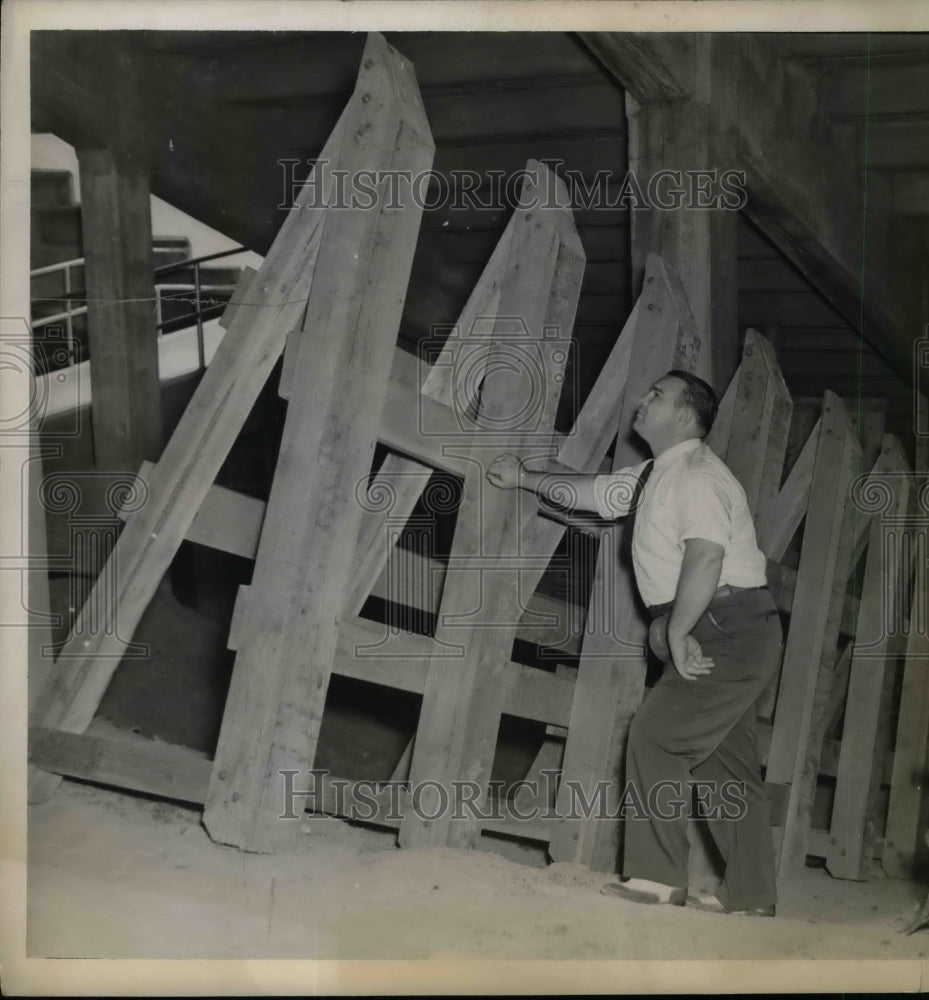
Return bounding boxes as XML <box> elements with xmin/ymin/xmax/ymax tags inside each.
<box><xmin>26</xmin><ymin>65</ymin><xmax>354</xmax><ymax>805</ymax></box>
<box><xmin>704</xmin><ymin>362</ymin><xmax>739</xmax><ymax>458</ymax></box>
<box><xmin>767</xmin><ymin>393</ymin><xmax>860</xmax><ymax>878</ymax></box>
<box><xmin>550</xmin><ymin>253</ymin><xmax>702</xmax><ymax>871</ymax></box>
<box><xmin>824</xmin><ymin>641</ymin><xmax>854</xmax><ymax>738</ymax></box>
<box><xmin>346</xmin><ymin>454</ymin><xmax>434</xmax><ymax>616</ymax></box>
<box><xmin>695</xmin><ymin>328</ymin><xmax>791</xmax><ymax>854</ymax></box>
<box><xmin>722</xmin><ymin>330</ymin><xmax>792</xmax><ymax>519</ymax></box>
<box><xmin>203</xmin><ymin>33</ymin><xmax>435</xmax><ymax>853</ymax></box>
<box><xmin>29</xmin><ymin>726</ymin><xmax>211</xmax><ymax>806</ymax></box>
<box><xmin>827</xmin><ymin>438</ymin><xmax>913</xmax><ymax>880</ymax></box>
<box><xmin>883</xmin><ymin>615</ymin><xmax>929</xmax><ymax>878</ymax></box>
<box><xmin>756</xmin><ymin>416</ymin><xmax>820</xmax><ymax>561</ymax></box>
<box><xmin>28</xmin><ymin>723</ymin><xmax>558</xmax><ymax>846</ymax></box>
<box><xmin>420</xmin><ymin>222</ymin><xmax>515</xmax><ymax>409</ymax></box>
<box><xmin>399</xmin><ymin>162</ymin><xmax>584</xmax><ymax>851</ymax></box>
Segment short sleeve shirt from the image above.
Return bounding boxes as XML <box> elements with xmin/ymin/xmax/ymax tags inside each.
<box><xmin>592</xmin><ymin>438</ymin><xmax>768</xmax><ymax>607</ymax></box>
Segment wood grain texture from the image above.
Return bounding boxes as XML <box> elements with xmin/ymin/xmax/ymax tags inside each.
<box><xmin>78</xmin><ymin>145</ymin><xmax>162</xmax><ymax>472</ymax></box>
<box><xmin>767</xmin><ymin>393</ymin><xmax>860</xmax><ymax>877</ymax></box>
<box><xmin>203</xmin><ymin>33</ymin><xmax>435</xmax><ymax>852</ymax></box>
<box><xmin>757</xmin><ymin>415</ymin><xmax>820</xmax><ymax>561</ymax></box>
<box><xmin>549</xmin><ymin>253</ymin><xmax>703</xmax><ymax>871</ymax></box>
<box><xmin>725</xmin><ymin>330</ymin><xmax>792</xmax><ymax>519</ymax></box>
<box><xmin>29</xmin><ymin>726</ymin><xmax>211</xmax><ymax>805</ymax></box>
<box><xmin>399</xmin><ymin>162</ymin><xmax>584</xmax><ymax>850</ymax></box>
<box><xmin>827</xmin><ymin>437</ymin><xmax>912</xmax><ymax>879</ymax></box>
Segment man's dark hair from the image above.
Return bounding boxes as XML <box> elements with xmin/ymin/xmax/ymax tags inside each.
<box><xmin>667</xmin><ymin>369</ymin><xmax>718</xmax><ymax>436</ymax></box>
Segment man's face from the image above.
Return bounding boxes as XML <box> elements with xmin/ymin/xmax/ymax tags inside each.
<box><xmin>633</xmin><ymin>375</ymin><xmax>688</xmax><ymax>440</ymax></box>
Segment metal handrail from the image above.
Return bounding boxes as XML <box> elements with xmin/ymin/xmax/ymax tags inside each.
<box><xmin>153</xmin><ymin>246</ymin><xmax>248</xmax><ymax>276</ymax></box>
<box><xmin>30</xmin><ymin>245</ymin><xmax>251</xmax><ymax>375</ymax></box>
<box><xmin>32</xmin><ymin>245</ymin><xmax>249</xmax><ymax>306</ymax></box>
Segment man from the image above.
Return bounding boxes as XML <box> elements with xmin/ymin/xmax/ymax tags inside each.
<box><xmin>486</xmin><ymin>370</ymin><xmax>782</xmax><ymax>917</ymax></box>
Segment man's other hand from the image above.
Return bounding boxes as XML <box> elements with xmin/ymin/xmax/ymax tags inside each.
<box><xmin>669</xmin><ymin>633</ymin><xmax>714</xmax><ymax>681</ymax></box>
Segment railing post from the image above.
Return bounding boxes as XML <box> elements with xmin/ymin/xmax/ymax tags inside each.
<box><xmin>194</xmin><ymin>260</ymin><xmax>205</xmax><ymax>371</ymax></box>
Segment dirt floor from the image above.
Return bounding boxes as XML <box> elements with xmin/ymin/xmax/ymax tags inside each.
<box><xmin>26</xmin><ymin>775</ymin><xmax>929</xmax><ymax>968</ymax></box>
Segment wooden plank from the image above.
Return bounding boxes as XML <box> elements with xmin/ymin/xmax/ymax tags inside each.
<box><xmin>582</xmin><ymin>36</ymin><xmax>913</xmax><ymax>396</ymax></box>
<box><xmin>624</xmin><ymin>39</ymin><xmax>741</xmax><ymax>390</ymax></box>
<box><xmin>556</xmin><ymin>300</ymin><xmax>635</xmax><ymax>474</ymax></box>
<box><xmin>720</xmin><ymin>330</ymin><xmax>790</xmax><ymax>722</ymax></box>
<box><xmin>884</xmin><ymin>628</ymin><xmax>929</xmax><ymax>878</ymax></box>
<box><xmin>78</xmin><ymin>144</ymin><xmax>162</xmax><ymax>471</ymax></box>
<box><xmin>766</xmin><ymin>393</ymin><xmax>859</xmax><ymax>878</ymax></box>
<box><xmin>203</xmin><ymin>34</ymin><xmax>435</xmax><ymax>853</ymax></box>
<box><xmin>824</xmin><ymin>641</ymin><xmax>854</xmax><ymax>738</ymax></box>
<box><xmin>388</xmin><ymin>737</ymin><xmax>415</xmax><ymax>783</ymax></box>
<box><xmin>550</xmin><ymin>252</ymin><xmax>703</xmax><ymax>871</ymax></box>
<box><xmin>579</xmin><ymin>31</ymin><xmax>694</xmax><ymax>102</ymax></box>
<box><xmin>334</xmin><ymin>615</ymin><xmax>577</xmax><ymax>728</ymax></box>
<box><xmin>849</xmin><ymin>400</ymin><xmax>888</xmax><ymax>472</ymax></box>
<box><xmin>308</xmin><ymin>776</ymin><xmax>555</xmax><ymax>842</ymax></box>
<box><xmin>386</xmin><ymin>346</ymin><xmax>573</xmax><ymax>477</ymax></box>
<box><xmin>27</xmin><ymin>443</ymin><xmax>56</xmax><ymax>712</ymax></box>
<box><xmin>513</xmin><ymin>737</ymin><xmax>564</xmax><ymax>815</ymax></box>
<box><xmin>27</xmin><ymin>72</ymin><xmax>354</xmax><ymax>805</ymax></box>
<box><xmin>420</xmin><ymin>223</ymin><xmax>515</xmax><ymax>410</ymax></box>
<box><xmin>28</xmin><ymin>726</ymin><xmax>211</xmax><ymax>805</ymax></box>
<box><xmin>400</xmin><ymin>163</ymin><xmax>584</xmax><ymax>851</ymax></box>
<box><xmin>217</xmin><ymin>265</ymin><xmax>258</xmax><ymax>330</ymax></box>
<box><xmin>827</xmin><ymin>437</ymin><xmax>913</xmax><ymax>879</ymax></box>
<box><xmin>767</xmin><ymin>559</ymin><xmax>860</xmax><ymax>640</ymax></box>
<box><xmin>757</xmin><ymin>416</ymin><xmax>820</xmax><ymax>560</ymax></box>
<box><xmin>704</xmin><ymin>363</ymin><xmax>739</xmax><ymax>458</ymax></box>
<box><xmin>346</xmin><ymin>453</ymin><xmax>434</xmax><ymax>616</ymax></box>
<box><xmin>723</xmin><ymin>330</ymin><xmax>792</xmax><ymax>518</ymax></box>
<box><xmin>124</xmin><ymin>460</ymin><xmax>267</xmax><ymax>561</ymax></box>
<box><xmin>758</xmin><ymin>721</ymin><xmax>895</xmax><ymax>785</ymax></box>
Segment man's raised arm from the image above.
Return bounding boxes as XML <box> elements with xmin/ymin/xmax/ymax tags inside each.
<box><xmin>485</xmin><ymin>453</ymin><xmax>640</xmax><ymax>517</ymax></box>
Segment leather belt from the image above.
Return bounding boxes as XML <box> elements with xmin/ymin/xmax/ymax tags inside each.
<box><xmin>647</xmin><ymin>584</ymin><xmax>768</xmax><ymax>622</ymax></box>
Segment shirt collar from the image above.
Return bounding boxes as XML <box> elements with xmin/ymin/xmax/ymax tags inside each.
<box><xmin>653</xmin><ymin>437</ymin><xmax>701</xmax><ymax>469</ymax></box>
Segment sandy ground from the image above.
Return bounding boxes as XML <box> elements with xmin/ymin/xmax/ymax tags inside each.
<box><xmin>26</xmin><ymin>777</ymin><xmax>929</xmax><ymax>966</ymax></box>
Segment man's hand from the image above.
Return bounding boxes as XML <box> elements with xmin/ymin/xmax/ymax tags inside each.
<box><xmin>668</xmin><ymin>632</ymin><xmax>714</xmax><ymax>682</ymax></box>
<box><xmin>486</xmin><ymin>454</ymin><xmax>522</xmax><ymax>490</ymax></box>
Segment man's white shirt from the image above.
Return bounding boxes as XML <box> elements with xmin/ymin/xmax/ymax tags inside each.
<box><xmin>592</xmin><ymin>438</ymin><xmax>768</xmax><ymax>607</ymax></box>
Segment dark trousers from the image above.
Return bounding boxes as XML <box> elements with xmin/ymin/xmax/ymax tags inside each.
<box><xmin>623</xmin><ymin>589</ymin><xmax>783</xmax><ymax>910</ymax></box>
